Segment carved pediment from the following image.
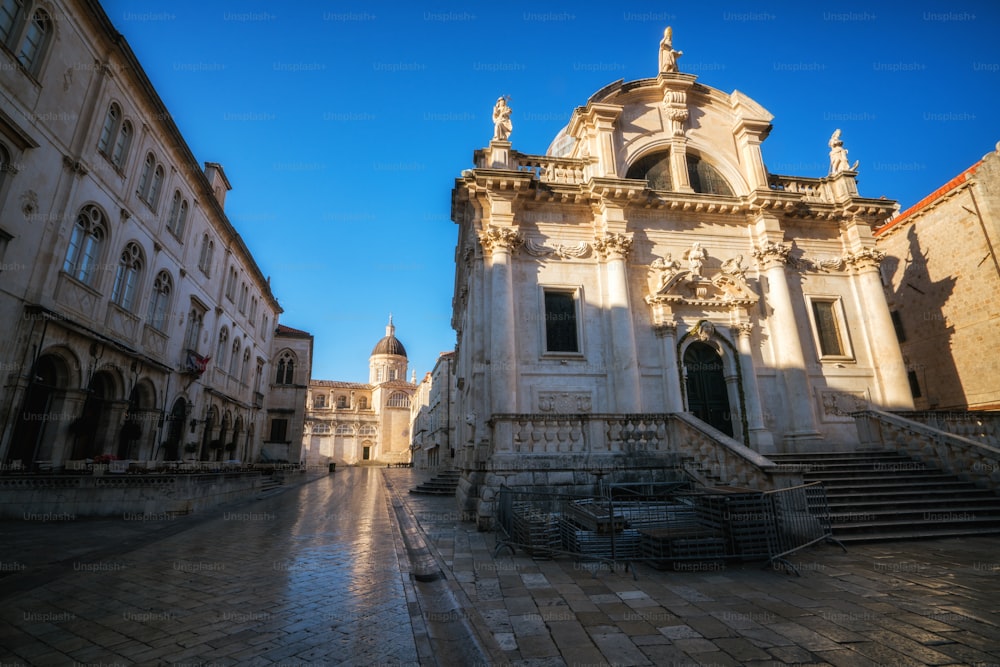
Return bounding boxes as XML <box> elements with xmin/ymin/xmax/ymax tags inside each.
<box><xmin>646</xmin><ymin>262</ymin><xmax>758</xmax><ymax>308</ymax></box>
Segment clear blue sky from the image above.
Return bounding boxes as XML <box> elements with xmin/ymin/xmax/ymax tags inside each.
<box><xmin>99</xmin><ymin>1</ymin><xmax>1000</xmax><ymax>382</ymax></box>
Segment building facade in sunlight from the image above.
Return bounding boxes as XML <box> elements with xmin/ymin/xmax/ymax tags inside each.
<box><xmin>302</xmin><ymin>318</ymin><xmax>416</xmax><ymax>466</ymax></box>
<box><xmin>450</xmin><ymin>30</ymin><xmax>914</xmax><ymax>522</ymax></box>
<box><xmin>876</xmin><ymin>144</ymin><xmax>1000</xmax><ymax>412</ymax></box>
<box><xmin>0</xmin><ymin>0</ymin><xmax>308</xmax><ymax>468</ymax></box>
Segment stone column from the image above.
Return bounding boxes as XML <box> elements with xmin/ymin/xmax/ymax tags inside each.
<box><xmin>733</xmin><ymin>322</ymin><xmax>775</xmax><ymax>452</ymax></box>
<box><xmin>752</xmin><ymin>241</ymin><xmax>819</xmax><ymax>441</ymax></box>
<box><xmin>654</xmin><ymin>322</ymin><xmax>684</xmax><ymax>412</ymax></box>
<box><xmin>479</xmin><ymin>226</ymin><xmax>522</xmax><ymax>415</ymax></box>
<box><xmin>846</xmin><ymin>249</ymin><xmax>914</xmax><ymax>410</ymax></box>
<box><xmin>595</xmin><ymin>233</ymin><xmax>640</xmax><ymax>412</ymax></box>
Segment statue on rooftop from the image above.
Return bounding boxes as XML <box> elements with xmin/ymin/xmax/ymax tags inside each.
<box><xmin>659</xmin><ymin>26</ymin><xmax>683</xmax><ymax>73</ymax></box>
<box><xmin>492</xmin><ymin>96</ymin><xmax>512</xmax><ymax>141</ymax></box>
<box><xmin>828</xmin><ymin>129</ymin><xmax>859</xmax><ymax>175</ymax></box>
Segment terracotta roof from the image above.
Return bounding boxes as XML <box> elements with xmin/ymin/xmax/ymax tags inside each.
<box><xmin>876</xmin><ymin>159</ymin><xmax>983</xmax><ymax>237</ymax></box>
<box><xmin>275</xmin><ymin>324</ymin><xmax>312</xmax><ymax>338</ymax></box>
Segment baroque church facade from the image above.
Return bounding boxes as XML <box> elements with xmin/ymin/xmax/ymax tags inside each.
<box><xmin>450</xmin><ymin>29</ymin><xmax>914</xmax><ymax>523</ymax></box>
<box><xmin>0</xmin><ymin>0</ymin><xmax>309</xmax><ymax>469</ymax></box>
<box><xmin>302</xmin><ymin>318</ymin><xmax>416</xmax><ymax>466</ymax></box>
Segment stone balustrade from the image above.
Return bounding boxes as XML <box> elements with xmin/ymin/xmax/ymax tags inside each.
<box><xmin>512</xmin><ymin>154</ymin><xmax>587</xmax><ymax>185</ymax></box>
<box><xmin>855</xmin><ymin>409</ymin><xmax>1000</xmax><ymax>491</ymax></box>
<box><xmin>767</xmin><ymin>174</ymin><xmax>830</xmax><ymax>202</ymax></box>
<box><xmin>892</xmin><ymin>410</ymin><xmax>1000</xmax><ymax>448</ymax></box>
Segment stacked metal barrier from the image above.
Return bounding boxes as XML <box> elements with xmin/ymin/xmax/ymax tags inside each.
<box><xmin>494</xmin><ymin>481</ymin><xmax>841</xmax><ymax>574</ymax></box>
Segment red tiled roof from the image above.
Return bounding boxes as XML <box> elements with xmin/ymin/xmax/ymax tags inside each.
<box><xmin>875</xmin><ymin>159</ymin><xmax>983</xmax><ymax>236</ymax></box>
<box><xmin>275</xmin><ymin>323</ymin><xmax>312</xmax><ymax>337</ymax></box>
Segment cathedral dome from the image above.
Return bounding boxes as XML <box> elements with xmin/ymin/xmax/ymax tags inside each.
<box><xmin>371</xmin><ymin>316</ymin><xmax>407</xmax><ymax>357</ymax></box>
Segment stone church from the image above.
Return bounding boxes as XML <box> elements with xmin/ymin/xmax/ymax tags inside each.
<box><xmin>301</xmin><ymin>318</ymin><xmax>416</xmax><ymax>466</ymax></box>
<box><xmin>450</xmin><ymin>29</ymin><xmax>916</xmax><ymax>522</ymax></box>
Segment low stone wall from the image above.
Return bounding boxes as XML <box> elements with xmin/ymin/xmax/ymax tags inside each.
<box><xmin>0</xmin><ymin>472</ymin><xmax>264</xmax><ymax>520</ymax></box>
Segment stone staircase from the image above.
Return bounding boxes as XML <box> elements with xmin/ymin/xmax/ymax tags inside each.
<box><xmin>767</xmin><ymin>450</ymin><xmax>1000</xmax><ymax>542</ymax></box>
<box><xmin>409</xmin><ymin>469</ymin><xmax>461</xmax><ymax>496</ymax></box>
<box><xmin>258</xmin><ymin>474</ymin><xmax>284</xmax><ymax>498</ymax></box>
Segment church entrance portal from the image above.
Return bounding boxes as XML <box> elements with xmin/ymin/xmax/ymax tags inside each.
<box><xmin>683</xmin><ymin>342</ymin><xmax>733</xmax><ymax>437</ymax></box>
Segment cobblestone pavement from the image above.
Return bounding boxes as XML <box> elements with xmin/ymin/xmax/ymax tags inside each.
<box><xmin>0</xmin><ymin>468</ymin><xmax>422</xmax><ymax>666</ymax></box>
<box><xmin>391</xmin><ymin>469</ymin><xmax>1000</xmax><ymax>667</ymax></box>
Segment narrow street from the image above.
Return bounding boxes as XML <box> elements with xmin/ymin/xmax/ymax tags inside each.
<box><xmin>0</xmin><ymin>469</ymin><xmax>425</xmax><ymax>666</ymax></box>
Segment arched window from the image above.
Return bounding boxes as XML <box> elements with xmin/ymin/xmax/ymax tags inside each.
<box><xmin>335</xmin><ymin>424</ymin><xmax>353</xmax><ymax>436</ymax></box>
<box><xmin>147</xmin><ymin>270</ymin><xmax>172</xmax><ymax>331</ymax></box>
<box><xmin>176</xmin><ymin>200</ymin><xmax>188</xmax><ymax>238</ymax></box>
<box><xmin>249</xmin><ymin>296</ymin><xmax>258</xmax><ymax>322</ymax></box>
<box><xmin>275</xmin><ymin>351</ymin><xmax>295</xmax><ymax>384</ymax></box>
<box><xmin>198</xmin><ymin>235</ymin><xmax>214</xmax><ymax>276</ymax></box>
<box><xmin>241</xmin><ymin>348</ymin><xmax>251</xmax><ymax>384</ymax></box>
<box><xmin>358</xmin><ymin>397</ymin><xmax>368</xmax><ymax>410</ymax></box>
<box><xmin>0</xmin><ymin>142</ymin><xmax>11</xmax><ymax>193</ymax></box>
<box><xmin>167</xmin><ymin>191</ymin><xmax>182</xmax><ymax>235</ymax></box>
<box><xmin>0</xmin><ymin>1</ymin><xmax>22</xmax><ymax>45</ymax></box>
<box><xmin>149</xmin><ymin>165</ymin><xmax>164</xmax><ymax>208</ymax></box>
<box><xmin>184</xmin><ymin>306</ymin><xmax>204</xmax><ymax>351</ymax></box>
<box><xmin>111</xmin><ymin>241</ymin><xmax>143</xmax><ymax>310</ymax></box>
<box><xmin>686</xmin><ymin>155</ymin><xmax>734</xmax><ymax>196</ymax></box>
<box><xmin>216</xmin><ymin>327</ymin><xmax>229</xmax><ymax>369</ymax></box>
<box><xmin>137</xmin><ymin>152</ymin><xmax>154</xmax><ymax>199</ymax></box>
<box><xmin>112</xmin><ymin>120</ymin><xmax>132</xmax><ymax>169</ymax></box>
<box><xmin>17</xmin><ymin>8</ymin><xmax>50</xmax><ymax>74</ymax></box>
<box><xmin>313</xmin><ymin>394</ymin><xmax>326</xmax><ymax>409</ymax></box>
<box><xmin>336</xmin><ymin>395</ymin><xmax>347</xmax><ymax>408</ymax></box>
<box><xmin>97</xmin><ymin>103</ymin><xmax>120</xmax><ymax>156</ymax></box>
<box><xmin>387</xmin><ymin>392</ymin><xmax>410</xmax><ymax>408</ymax></box>
<box><xmin>313</xmin><ymin>423</ymin><xmax>331</xmax><ymax>435</ymax></box>
<box><xmin>229</xmin><ymin>338</ymin><xmax>241</xmax><ymax>376</ymax></box>
<box><xmin>358</xmin><ymin>425</ymin><xmax>377</xmax><ymax>436</ymax></box>
<box><xmin>626</xmin><ymin>151</ymin><xmax>673</xmax><ymax>191</ymax></box>
<box><xmin>63</xmin><ymin>205</ymin><xmax>107</xmax><ymax>286</ymax></box>
<box><xmin>225</xmin><ymin>266</ymin><xmax>237</xmax><ymax>301</ymax></box>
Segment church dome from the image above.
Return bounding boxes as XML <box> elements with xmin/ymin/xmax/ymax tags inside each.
<box><xmin>371</xmin><ymin>316</ymin><xmax>407</xmax><ymax>357</ymax></box>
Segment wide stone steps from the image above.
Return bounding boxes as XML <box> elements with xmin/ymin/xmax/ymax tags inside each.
<box><xmin>410</xmin><ymin>470</ymin><xmax>461</xmax><ymax>496</ymax></box>
<box><xmin>768</xmin><ymin>450</ymin><xmax>1000</xmax><ymax>542</ymax></box>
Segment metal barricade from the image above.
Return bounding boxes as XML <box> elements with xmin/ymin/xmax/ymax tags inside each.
<box><xmin>495</xmin><ymin>481</ymin><xmax>845</xmax><ymax>576</ymax></box>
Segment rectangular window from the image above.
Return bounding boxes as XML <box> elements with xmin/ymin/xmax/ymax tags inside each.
<box><xmin>907</xmin><ymin>370</ymin><xmax>922</xmax><ymax>399</ymax></box>
<box><xmin>890</xmin><ymin>310</ymin><xmax>906</xmax><ymax>343</ymax></box>
<box><xmin>544</xmin><ymin>290</ymin><xmax>579</xmax><ymax>353</ymax></box>
<box><xmin>269</xmin><ymin>418</ymin><xmax>288</xmax><ymax>443</ymax></box>
<box><xmin>811</xmin><ymin>299</ymin><xmax>844</xmax><ymax>357</ymax></box>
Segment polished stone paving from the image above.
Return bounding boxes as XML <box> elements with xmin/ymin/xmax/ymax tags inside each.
<box><xmin>1</xmin><ymin>468</ymin><xmax>420</xmax><ymax>666</ymax></box>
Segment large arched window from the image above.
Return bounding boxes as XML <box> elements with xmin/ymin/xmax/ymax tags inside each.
<box><xmin>111</xmin><ymin>241</ymin><xmax>144</xmax><ymax>310</ymax></box>
<box><xmin>626</xmin><ymin>151</ymin><xmax>672</xmax><ymax>190</ymax></box>
<box><xmin>335</xmin><ymin>424</ymin><xmax>353</xmax><ymax>436</ymax></box>
<box><xmin>147</xmin><ymin>270</ymin><xmax>172</xmax><ymax>331</ymax></box>
<box><xmin>313</xmin><ymin>423</ymin><xmax>331</xmax><ymax>435</ymax></box>
<box><xmin>387</xmin><ymin>391</ymin><xmax>410</xmax><ymax>408</ymax></box>
<box><xmin>626</xmin><ymin>150</ymin><xmax>734</xmax><ymax>196</ymax></box>
<box><xmin>358</xmin><ymin>425</ymin><xmax>377</xmax><ymax>437</ymax></box>
<box><xmin>16</xmin><ymin>8</ymin><xmax>50</xmax><ymax>74</ymax></box>
<box><xmin>63</xmin><ymin>205</ymin><xmax>107</xmax><ymax>286</ymax></box>
<box><xmin>686</xmin><ymin>155</ymin><xmax>734</xmax><ymax>196</ymax></box>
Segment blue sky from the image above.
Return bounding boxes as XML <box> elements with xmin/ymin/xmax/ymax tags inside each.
<box><xmin>98</xmin><ymin>1</ymin><xmax>1000</xmax><ymax>382</ymax></box>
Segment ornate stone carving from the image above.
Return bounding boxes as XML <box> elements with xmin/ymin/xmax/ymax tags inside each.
<box><xmin>492</xmin><ymin>96</ymin><xmax>512</xmax><ymax>141</ymax></box>
<box><xmin>594</xmin><ymin>232</ymin><xmax>633</xmax><ymax>260</ymax></box>
<box><xmin>661</xmin><ymin>88</ymin><xmax>688</xmax><ymax>137</ymax></box>
<box><xmin>732</xmin><ymin>322</ymin><xmax>753</xmax><ymax>338</ymax></box>
<box><xmin>649</xmin><ymin>253</ymin><xmax>682</xmax><ymax>293</ymax></box>
<box><xmin>752</xmin><ymin>241</ymin><xmax>791</xmax><ymax>269</ymax></box>
<box><xmin>538</xmin><ymin>391</ymin><xmax>592</xmax><ymax>414</ymax></box>
<box><xmin>522</xmin><ymin>238</ymin><xmax>591</xmax><ymax>259</ymax></box>
<box><xmin>789</xmin><ymin>254</ymin><xmax>846</xmax><ymax>272</ymax></box>
<box><xmin>478</xmin><ymin>226</ymin><xmax>522</xmax><ymax>254</ymax></box>
<box><xmin>684</xmin><ymin>242</ymin><xmax>707</xmax><ymax>277</ymax></box>
<box><xmin>843</xmin><ymin>248</ymin><xmax>885</xmax><ymax>270</ymax></box>
<box><xmin>658</xmin><ymin>26</ymin><xmax>683</xmax><ymax>73</ymax></box>
<box><xmin>828</xmin><ymin>129</ymin><xmax>859</xmax><ymax>175</ymax></box>
<box><xmin>821</xmin><ymin>390</ymin><xmax>868</xmax><ymax>418</ymax></box>
<box><xmin>691</xmin><ymin>320</ymin><xmax>715</xmax><ymax>342</ymax></box>
<box><xmin>720</xmin><ymin>254</ymin><xmax>748</xmax><ymax>282</ymax></box>
<box><xmin>20</xmin><ymin>190</ymin><xmax>37</xmax><ymax>218</ymax></box>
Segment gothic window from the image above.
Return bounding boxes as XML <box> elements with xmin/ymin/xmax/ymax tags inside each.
<box><xmin>147</xmin><ymin>271</ymin><xmax>172</xmax><ymax>331</ymax></box>
<box><xmin>112</xmin><ymin>120</ymin><xmax>132</xmax><ymax>169</ymax></box>
<box><xmin>254</xmin><ymin>361</ymin><xmax>263</xmax><ymax>393</ymax></box>
<box><xmin>543</xmin><ymin>289</ymin><xmax>579</xmax><ymax>353</ymax></box>
<box><xmin>313</xmin><ymin>423</ymin><xmax>331</xmax><ymax>435</ymax></box>
<box><xmin>166</xmin><ymin>191</ymin><xmax>188</xmax><ymax>239</ymax></box>
<box><xmin>335</xmin><ymin>424</ymin><xmax>353</xmax><ymax>436</ymax></box>
<box><xmin>63</xmin><ymin>205</ymin><xmax>107</xmax><ymax>286</ymax></box>
<box><xmin>241</xmin><ymin>348</ymin><xmax>251</xmax><ymax>384</ymax></box>
<box><xmin>358</xmin><ymin>425</ymin><xmax>377</xmax><ymax>436</ymax></box>
<box><xmin>229</xmin><ymin>338</ymin><xmax>241</xmax><ymax>376</ymax></box>
<box><xmin>238</xmin><ymin>283</ymin><xmax>248</xmax><ymax>313</ymax></box>
<box><xmin>176</xmin><ymin>200</ymin><xmax>188</xmax><ymax>239</ymax></box>
<box><xmin>137</xmin><ymin>152</ymin><xmax>154</xmax><ymax>200</ymax></box>
<box><xmin>97</xmin><ymin>104</ymin><xmax>119</xmax><ymax>156</ymax></box>
<box><xmin>249</xmin><ymin>296</ymin><xmax>258</xmax><ymax>323</ymax></box>
<box><xmin>198</xmin><ymin>234</ymin><xmax>214</xmax><ymax>276</ymax></box>
<box><xmin>110</xmin><ymin>241</ymin><xmax>143</xmax><ymax>311</ymax></box>
<box><xmin>807</xmin><ymin>297</ymin><xmax>853</xmax><ymax>360</ymax></box>
<box><xmin>387</xmin><ymin>392</ymin><xmax>410</xmax><ymax>408</ymax></box>
<box><xmin>16</xmin><ymin>8</ymin><xmax>50</xmax><ymax>74</ymax></box>
<box><xmin>275</xmin><ymin>351</ymin><xmax>295</xmax><ymax>384</ymax></box>
<box><xmin>225</xmin><ymin>266</ymin><xmax>237</xmax><ymax>301</ymax></box>
<box><xmin>216</xmin><ymin>327</ymin><xmax>229</xmax><ymax>369</ymax></box>
<box><xmin>149</xmin><ymin>165</ymin><xmax>164</xmax><ymax>208</ymax></box>
<box><xmin>0</xmin><ymin>0</ymin><xmax>20</xmax><ymax>44</ymax></box>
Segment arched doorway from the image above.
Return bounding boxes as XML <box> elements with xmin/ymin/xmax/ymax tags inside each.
<box><xmin>231</xmin><ymin>416</ymin><xmax>243</xmax><ymax>461</ymax></box>
<box><xmin>118</xmin><ymin>381</ymin><xmax>153</xmax><ymax>460</ymax></box>
<box><xmin>162</xmin><ymin>397</ymin><xmax>187</xmax><ymax>460</ymax></box>
<box><xmin>72</xmin><ymin>371</ymin><xmax>116</xmax><ymax>459</ymax></box>
<box><xmin>683</xmin><ymin>342</ymin><xmax>733</xmax><ymax>437</ymax></box>
<box><xmin>7</xmin><ymin>354</ymin><xmax>68</xmax><ymax>465</ymax></box>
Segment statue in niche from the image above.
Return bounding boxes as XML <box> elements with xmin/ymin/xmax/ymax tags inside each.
<box><xmin>828</xmin><ymin>129</ymin><xmax>859</xmax><ymax>174</ymax></box>
<box><xmin>651</xmin><ymin>253</ymin><xmax>682</xmax><ymax>290</ymax></box>
<box><xmin>684</xmin><ymin>242</ymin><xmax>707</xmax><ymax>277</ymax></box>
<box><xmin>492</xmin><ymin>96</ymin><xmax>512</xmax><ymax>141</ymax></box>
<box><xmin>659</xmin><ymin>26</ymin><xmax>683</xmax><ymax>73</ymax></box>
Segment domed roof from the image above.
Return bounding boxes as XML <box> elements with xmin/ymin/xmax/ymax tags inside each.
<box><xmin>371</xmin><ymin>315</ymin><xmax>407</xmax><ymax>357</ymax></box>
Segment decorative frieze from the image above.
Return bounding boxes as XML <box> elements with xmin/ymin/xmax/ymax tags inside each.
<box><xmin>522</xmin><ymin>238</ymin><xmax>591</xmax><ymax>259</ymax></box>
<box><xmin>752</xmin><ymin>241</ymin><xmax>791</xmax><ymax>269</ymax></box>
<box><xmin>538</xmin><ymin>391</ymin><xmax>593</xmax><ymax>413</ymax></box>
